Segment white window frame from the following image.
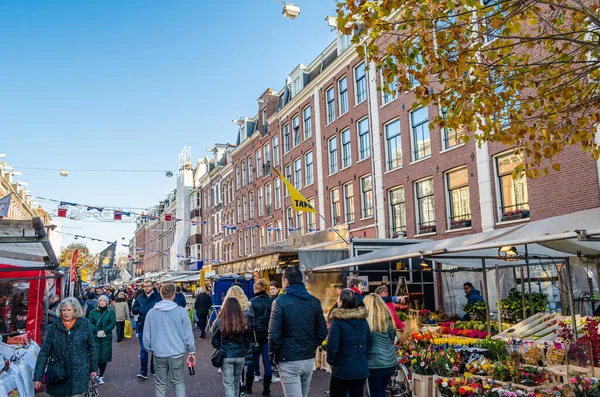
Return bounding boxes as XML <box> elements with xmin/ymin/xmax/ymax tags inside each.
<box><xmin>410</xmin><ymin>107</ymin><xmax>431</xmax><ymax>161</ymax></box>
<box><xmin>343</xmin><ymin>182</ymin><xmax>354</xmax><ymax>223</ymax></box>
<box><xmin>445</xmin><ymin>167</ymin><xmax>471</xmax><ymax>230</ymax></box>
<box><xmin>292</xmin><ymin>115</ymin><xmax>300</xmax><ymax>147</ymax></box>
<box><xmin>293</xmin><ymin>158</ymin><xmax>302</xmax><ymax>190</ymax></box>
<box><xmin>341</xmin><ymin>129</ymin><xmax>352</xmax><ymax>169</ymax></box>
<box><xmin>389</xmin><ymin>186</ymin><xmax>406</xmax><ymax>237</ymax></box>
<box><xmin>360</xmin><ymin>175</ymin><xmax>374</xmax><ymax>219</ymax></box>
<box><xmin>338</xmin><ymin>76</ymin><xmax>348</xmax><ymax>115</ymax></box>
<box><xmin>354</xmin><ymin>62</ymin><xmax>367</xmax><ymax>104</ymax></box>
<box><xmin>385</xmin><ymin>118</ymin><xmax>402</xmax><ymax>170</ymax></box>
<box><xmin>357</xmin><ymin>118</ymin><xmax>370</xmax><ymax>161</ymax></box>
<box><xmin>415</xmin><ymin>177</ymin><xmax>436</xmax><ymax>234</ymax></box>
<box><xmin>303</xmin><ymin>106</ymin><xmax>312</xmax><ymax>139</ymax></box>
<box><xmin>256</xmin><ymin>149</ymin><xmax>263</xmax><ymax>178</ymax></box>
<box><xmin>274</xmin><ymin>178</ymin><xmax>281</xmax><ymax>209</ymax></box>
<box><xmin>304</xmin><ymin>151</ymin><xmax>314</xmax><ymax>186</ymax></box>
<box><xmin>328</xmin><ymin>136</ymin><xmax>338</xmax><ymax>175</ymax></box>
<box><xmin>326</xmin><ymin>87</ymin><xmax>335</xmax><ymax>124</ymax></box>
<box><xmin>257</xmin><ymin>187</ymin><xmax>264</xmax><ymax>217</ymax></box>
<box><xmin>331</xmin><ymin>188</ymin><xmax>341</xmax><ymax>226</ymax></box>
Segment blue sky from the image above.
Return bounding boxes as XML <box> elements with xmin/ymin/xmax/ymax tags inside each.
<box><xmin>0</xmin><ymin>0</ymin><xmax>337</xmax><ymax>255</ymax></box>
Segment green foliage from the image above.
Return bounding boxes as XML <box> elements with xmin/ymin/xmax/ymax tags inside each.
<box><xmin>499</xmin><ymin>289</ymin><xmax>548</xmax><ymax>321</ymax></box>
<box><xmin>475</xmin><ymin>338</ymin><xmax>508</xmax><ymax>361</ymax></box>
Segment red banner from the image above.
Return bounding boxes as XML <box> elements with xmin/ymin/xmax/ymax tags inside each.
<box><xmin>70</xmin><ymin>249</ymin><xmax>78</xmax><ymax>283</ymax></box>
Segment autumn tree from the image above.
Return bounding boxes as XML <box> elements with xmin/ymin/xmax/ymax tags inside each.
<box><xmin>337</xmin><ymin>0</ymin><xmax>600</xmax><ymax>177</ymax></box>
<box><xmin>58</xmin><ymin>242</ymin><xmax>97</xmax><ymax>278</ymax></box>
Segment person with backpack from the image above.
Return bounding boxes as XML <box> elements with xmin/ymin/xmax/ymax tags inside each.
<box><xmin>84</xmin><ymin>291</ymin><xmax>98</xmax><ymax>318</ymax></box>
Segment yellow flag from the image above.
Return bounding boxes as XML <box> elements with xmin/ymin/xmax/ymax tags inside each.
<box><xmin>273</xmin><ymin>168</ymin><xmax>318</xmax><ymax>214</ymax></box>
<box><xmin>80</xmin><ymin>269</ymin><xmax>88</xmax><ymax>282</ymax></box>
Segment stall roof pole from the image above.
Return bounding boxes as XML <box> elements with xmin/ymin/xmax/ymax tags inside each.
<box><xmin>495</xmin><ymin>264</ymin><xmax>502</xmax><ymax>334</ymax></box>
<box><xmin>521</xmin><ymin>266</ymin><xmax>527</xmax><ymax>320</ymax></box>
<box><xmin>481</xmin><ymin>259</ymin><xmax>492</xmax><ymax>335</ymax></box>
<box><xmin>565</xmin><ymin>257</ymin><xmax>578</xmax><ymax>338</ymax></box>
<box><xmin>525</xmin><ymin>244</ymin><xmax>534</xmax><ymax>312</ymax></box>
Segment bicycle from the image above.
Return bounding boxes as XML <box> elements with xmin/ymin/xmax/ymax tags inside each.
<box><xmin>387</xmin><ymin>356</ymin><xmax>413</xmax><ymax>397</ymax></box>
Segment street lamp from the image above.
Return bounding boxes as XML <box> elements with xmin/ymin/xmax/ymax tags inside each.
<box><xmin>282</xmin><ymin>2</ymin><xmax>300</xmax><ymax>19</ymax></box>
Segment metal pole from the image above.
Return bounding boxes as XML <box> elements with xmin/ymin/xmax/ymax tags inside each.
<box><xmin>521</xmin><ymin>266</ymin><xmax>527</xmax><ymax>320</ymax></box>
<box><xmin>481</xmin><ymin>259</ymin><xmax>492</xmax><ymax>335</ymax></box>
<box><xmin>565</xmin><ymin>258</ymin><xmax>578</xmax><ymax>338</ymax></box>
<box><xmin>525</xmin><ymin>244</ymin><xmax>534</xmax><ymax>312</ymax></box>
<box><xmin>495</xmin><ymin>264</ymin><xmax>502</xmax><ymax>334</ymax></box>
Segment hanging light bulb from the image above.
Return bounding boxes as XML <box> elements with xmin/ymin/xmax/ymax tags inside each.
<box><xmin>59</xmin><ymin>170</ymin><xmax>69</xmax><ymax>177</ymax></box>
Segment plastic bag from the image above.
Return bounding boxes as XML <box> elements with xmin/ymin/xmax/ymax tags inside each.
<box><xmin>124</xmin><ymin>320</ymin><xmax>132</xmax><ymax>339</ymax></box>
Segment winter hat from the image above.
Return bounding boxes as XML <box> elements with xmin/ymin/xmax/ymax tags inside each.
<box><xmin>117</xmin><ymin>292</ymin><xmax>125</xmax><ymax>299</ymax></box>
<box><xmin>98</xmin><ymin>295</ymin><xmax>110</xmax><ymax>304</ymax></box>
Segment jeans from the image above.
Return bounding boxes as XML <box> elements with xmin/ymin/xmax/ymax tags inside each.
<box><xmin>367</xmin><ymin>366</ymin><xmax>397</xmax><ymax>397</ymax></box>
<box><xmin>278</xmin><ymin>358</ymin><xmax>314</xmax><ymax>397</ymax></box>
<box><xmin>253</xmin><ymin>343</ymin><xmax>272</xmax><ymax>378</ymax></box>
<box><xmin>138</xmin><ymin>331</ymin><xmax>154</xmax><ymax>375</ymax></box>
<box><xmin>222</xmin><ymin>357</ymin><xmax>245</xmax><ymax>397</ymax></box>
<box><xmin>116</xmin><ymin>321</ymin><xmax>125</xmax><ymax>342</ymax></box>
<box><xmin>153</xmin><ymin>355</ymin><xmax>186</xmax><ymax>397</ymax></box>
<box><xmin>329</xmin><ymin>376</ymin><xmax>365</xmax><ymax>397</ymax></box>
<box><xmin>196</xmin><ymin>311</ymin><xmax>208</xmax><ymax>335</ymax></box>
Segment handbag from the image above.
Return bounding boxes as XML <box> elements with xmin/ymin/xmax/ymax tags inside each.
<box><xmin>45</xmin><ymin>355</ymin><xmax>68</xmax><ymax>384</ymax></box>
<box><xmin>84</xmin><ymin>378</ymin><xmax>100</xmax><ymax>397</ymax></box>
<box><xmin>211</xmin><ymin>332</ymin><xmax>224</xmax><ymax>368</ymax></box>
<box><xmin>124</xmin><ymin>320</ymin><xmax>132</xmax><ymax>338</ymax></box>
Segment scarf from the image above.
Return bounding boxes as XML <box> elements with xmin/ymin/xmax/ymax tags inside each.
<box><xmin>62</xmin><ymin>318</ymin><xmax>76</xmax><ymax>331</ymax></box>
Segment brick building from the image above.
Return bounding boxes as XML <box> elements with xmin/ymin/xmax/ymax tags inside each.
<box><xmin>183</xmin><ymin>29</ymin><xmax>599</xmax><ymax>279</ymax></box>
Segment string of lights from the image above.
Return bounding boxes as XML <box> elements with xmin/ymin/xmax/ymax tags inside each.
<box><xmin>13</xmin><ymin>166</ymin><xmax>174</xmax><ymax>178</ymax></box>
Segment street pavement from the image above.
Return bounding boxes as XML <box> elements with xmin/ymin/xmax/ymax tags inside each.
<box><xmin>42</xmin><ymin>326</ymin><xmax>331</xmax><ymax>396</ymax></box>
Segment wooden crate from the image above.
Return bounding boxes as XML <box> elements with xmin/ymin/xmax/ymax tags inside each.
<box><xmin>412</xmin><ymin>374</ymin><xmax>433</xmax><ymax>397</ymax></box>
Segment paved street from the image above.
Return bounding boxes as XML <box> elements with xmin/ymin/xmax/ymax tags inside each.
<box><xmin>42</xmin><ymin>326</ymin><xmax>331</xmax><ymax>396</ymax></box>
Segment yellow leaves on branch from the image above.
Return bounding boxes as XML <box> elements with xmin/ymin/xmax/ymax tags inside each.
<box><xmin>336</xmin><ymin>0</ymin><xmax>600</xmax><ymax>178</ymax></box>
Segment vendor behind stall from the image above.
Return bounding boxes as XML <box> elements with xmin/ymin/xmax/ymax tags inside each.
<box><xmin>462</xmin><ymin>282</ymin><xmax>484</xmax><ymax>320</ymax></box>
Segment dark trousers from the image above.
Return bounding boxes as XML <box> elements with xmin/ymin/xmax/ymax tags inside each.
<box><xmin>197</xmin><ymin>311</ymin><xmax>208</xmax><ymax>335</ymax></box>
<box><xmin>367</xmin><ymin>366</ymin><xmax>397</xmax><ymax>397</ymax></box>
<box><xmin>137</xmin><ymin>331</ymin><xmax>154</xmax><ymax>375</ymax></box>
<box><xmin>116</xmin><ymin>321</ymin><xmax>125</xmax><ymax>342</ymax></box>
<box><xmin>253</xmin><ymin>343</ymin><xmax>272</xmax><ymax>377</ymax></box>
<box><xmin>98</xmin><ymin>362</ymin><xmax>108</xmax><ymax>377</ymax></box>
<box><xmin>329</xmin><ymin>376</ymin><xmax>365</xmax><ymax>397</ymax></box>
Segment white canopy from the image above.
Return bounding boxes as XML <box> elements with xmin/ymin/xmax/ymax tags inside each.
<box><xmin>0</xmin><ymin>217</ymin><xmax>59</xmax><ymax>269</ymax></box>
<box><xmin>313</xmin><ymin>208</ymin><xmax>600</xmax><ymax>272</ymax></box>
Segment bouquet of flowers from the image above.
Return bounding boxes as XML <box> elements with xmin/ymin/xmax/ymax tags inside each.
<box><xmin>516</xmin><ymin>365</ymin><xmax>548</xmax><ymax>387</ymax></box>
<box><xmin>568</xmin><ymin>376</ymin><xmax>600</xmax><ymax>397</ymax></box>
<box><xmin>431</xmin><ymin>348</ymin><xmax>463</xmax><ymax>377</ymax></box>
<box><xmin>435</xmin><ymin>376</ymin><xmax>485</xmax><ymax>397</ymax></box>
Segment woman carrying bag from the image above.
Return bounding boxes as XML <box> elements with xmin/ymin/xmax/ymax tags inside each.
<box><xmin>33</xmin><ymin>297</ymin><xmax>98</xmax><ymax>397</ymax></box>
<box><xmin>112</xmin><ymin>292</ymin><xmax>130</xmax><ymax>342</ymax></box>
<box><xmin>211</xmin><ymin>297</ymin><xmax>251</xmax><ymax>397</ymax></box>
<box><xmin>364</xmin><ymin>293</ymin><xmax>398</xmax><ymax>397</ymax></box>
<box><xmin>88</xmin><ymin>295</ymin><xmax>116</xmax><ymax>385</ymax></box>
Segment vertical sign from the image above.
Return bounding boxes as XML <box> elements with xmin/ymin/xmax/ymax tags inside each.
<box><xmin>69</xmin><ymin>249</ymin><xmax>79</xmax><ymax>297</ymax></box>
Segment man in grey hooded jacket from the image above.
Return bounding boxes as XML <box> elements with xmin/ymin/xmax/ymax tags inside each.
<box><xmin>143</xmin><ymin>283</ymin><xmax>196</xmax><ymax>397</ymax></box>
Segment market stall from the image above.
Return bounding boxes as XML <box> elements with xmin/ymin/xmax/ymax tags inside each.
<box><xmin>0</xmin><ymin>217</ymin><xmax>60</xmax><ymax>345</ymax></box>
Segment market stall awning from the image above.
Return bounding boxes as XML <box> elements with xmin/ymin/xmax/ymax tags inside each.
<box><xmin>313</xmin><ymin>208</ymin><xmax>600</xmax><ymax>272</ymax></box>
<box><xmin>213</xmin><ymin>251</ymin><xmax>297</xmax><ymax>275</ymax></box>
<box><xmin>0</xmin><ymin>217</ymin><xmax>59</xmax><ymax>270</ymax></box>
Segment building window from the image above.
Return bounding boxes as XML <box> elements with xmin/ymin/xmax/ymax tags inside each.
<box><xmin>358</xmin><ymin>118</ymin><xmax>370</xmax><ymax>160</ymax></box>
<box><xmin>264</xmin><ymin>144</ymin><xmax>271</xmax><ymax>176</ymax></box>
<box><xmin>385</xmin><ymin>119</ymin><xmax>402</xmax><ymax>170</ymax></box>
<box><xmin>262</xmin><ymin>108</ymin><xmax>268</xmax><ymax>134</ymax></box>
<box><xmin>284</xmin><ymin>164</ymin><xmax>292</xmax><ymax>196</ymax></box>
<box><xmin>274</xmin><ymin>178</ymin><xmax>281</xmax><ymax>209</ymax></box>
<box><xmin>265</xmin><ymin>183</ymin><xmax>272</xmax><ymax>217</ymax></box>
<box><xmin>244</xmin><ymin>229</ymin><xmax>249</xmax><ymax>256</ymax></box>
<box><xmin>331</xmin><ymin>188</ymin><xmax>341</xmax><ymax>226</ymax></box>
<box><xmin>389</xmin><ymin>187</ymin><xmax>406</xmax><ymax>237</ymax></box>
<box><xmin>343</xmin><ymin>183</ymin><xmax>354</xmax><ymax>223</ymax></box>
<box><xmin>241</xmin><ymin>162</ymin><xmax>247</xmax><ymax>187</ymax></box>
<box><xmin>355</xmin><ymin>62</ymin><xmax>367</xmax><ymax>104</ymax></box>
<box><xmin>238</xmin><ymin>232</ymin><xmax>242</xmax><ymax>256</ymax></box>
<box><xmin>243</xmin><ymin>194</ymin><xmax>248</xmax><ymax>221</ymax></box>
<box><xmin>266</xmin><ymin>223</ymin><xmax>273</xmax><ymax>244</ymax></box>
<box><xmin>260</xmin><ymin>227</ymin><xmax>265</xmax><ymax>248</ymax></box>
<box><xmin>286</xmin><ymin>207</ymin><xmax>294</xmax><ymax>233</ymax></box>
<box><xmin>407</xmin><ymin>40</ymin><xmax>423</xmax><ymax>87</ymax></box>
<box><xmin>249</xmin><ymin>191</ymin><xmax>255</xmax><ymax>218</ymax></box>
<box><xmin>272</xmin><ymin>136</ymin><xmax>280</xmax><ymax>167</ymax></box>
<box><xmin>441</xmin><ymin>107</ymin><xmax>463</xmax><ymax>149</ymax></box>
<box><xmin>294</xmin><ymin>158</ymin><xmax>302</xmax><ymax>190</ymax></box>
<box><xmin>295</xmin><ymin>211</ymin><xmax>304</xmax><ymax>234</ymax></box>
<box><xmin>251</xmin><ymin>229</ymin><xmax>256</xmax><ymax>253</ymax></box>
<box><xmin>258</xmin><ymin>187</ymin><xmax>264</xmax><ymax>217</ymax></box>
<box><xmin>304</xmin><ymin>151</ymin><xmax>314</xmax><ymax>186</ymax></box>
<box><xmin>292</xmin><ymin>115</ymin><xmax>300</xmax><ymax>147</ymax></box>
<box><xmin>236</xmin><ymin>166</ymin><xmax>241</xmax><ymax>190</ymax></box>
<box><xmin>339</xmin><ymin>77</ymin><xmax>348</xmax><ymax>115</ymax></box>
<box><xmin>283</xmin><ymin>123</ymin><xmax>291</xmax><ymax>153</ymax></box>
<box><xmin>382</xmin><ymin>58</ymin><xmax>398</xmax><ymax>104</ymax></box>
<box><xmin>248</xmin><ymin>156</ymin><xmax>253</xmax><ymax>183</ymax></box>
<box><xmin>237</xmin><ymin>198</ymin><xmax>242</xmax><ymax>223</ymax></box>
<box><xmin>415</xmin><ymin>178</ymin><xmax>436</xmax><ymax>234</ymax></box>
<box><xmin>328</xmin><ymin>136</ymin><xmax>338</xmax><ymax>174</ymax></box>
<box><xmin>411</xmin><ymin>107</ymin><xmax>431</xmax><ymax>161</ymax></box>
<box><xmin>360</xmin><ymin>175</ymin><xmax>374</xmax><ymax>218</ymax></box>
<box><xmin>341</xmin><ymin>34</ymin><xmax>352</xmax><ymax>51</ymax></box>
<box><xmin>341</xmin><ymin>129</ymin><xmax>352</xmax><ymax>168</ymax></box>
<box><xmin>326</xmin><ymin>87</ymin><xmax>335</xmax><ymax>124</ymax></box>
<box><xmin>256</xmin><ymin>149</ymin><xmax>263</xmax><ymax>178</ymax></box>
<box><xmin>496</xmin><ymin>152</ymin><xmax>529</xmax><ymax>221</ymax></box>
<box><xmin>275</xmin><ymin>220</ymin><xmax>282</xmax><ymax>241</ymax></box>
<box><xmin>307</xmin><ymin>198</ymin><xmax>316</xmax><ymax>231</ymax></box>
<box><xmin>446</xmin><ymin>168</ymin><xmax>471</xmax><ymax>229</ymax></box>
<box><xmin>303</xmin><ymin>106</ymin><xmax>312</xmax><ymax>139</ymax></box>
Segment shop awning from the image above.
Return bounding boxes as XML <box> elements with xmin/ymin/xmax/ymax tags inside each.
<box><xmin>213</xmin><ymin>251</ymin><xmax>296</xmax><ymax>275</ymax></box>
<box><xmin>313</xmin><ymin>208</ymin><xmax>600</xmax><ymax>271</ymax></box>
<box><xmin>0</xmin><ymin>217</ymin><xmax>59</xmax><ymax>270</ymax></box>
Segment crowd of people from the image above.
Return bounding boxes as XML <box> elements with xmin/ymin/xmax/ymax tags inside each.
<box><xmin>31</xmin><ymin>268</ymin><xmax>411</xmax><ymax>397</ymax></box>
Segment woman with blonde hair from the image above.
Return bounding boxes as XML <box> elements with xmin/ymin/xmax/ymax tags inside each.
<box><xmin>225</xmin><ymin>285</ymin><xmax>256</xmax><ymax>394</ymax></box>
<box><xmin>363</xmin><ymin>293</ymin><xmax>398</xmax><ymax>397</ymax></box>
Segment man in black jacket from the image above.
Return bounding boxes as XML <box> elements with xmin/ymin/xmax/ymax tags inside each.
<box><xmin>268</xmin><ymin>267</ymin><xmax>327</xmax><ymax>397</ymax></box>
<box><xmin>132</xmin><ymin>279</ymin><xmax>162</xmax><ymax>379</ymax></box>
<box><xmin>194</xmin><ymin>287</ymin><xmax>212</xmax><ymax>338</ymax></box>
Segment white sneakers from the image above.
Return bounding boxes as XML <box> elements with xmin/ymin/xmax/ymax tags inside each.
<box><xmin>97</xmin><ymin>377</ymin><xmax>105</xmax><ymax>385</ymax></box>
<box><xmin>254</xmin><ymin>375</ymin><xmax>263</xmax><ymax>382</ymax></box>
<box><xmin>272</xmin><ymin>376</ymin><xmax>281</xmax><ymax>383</ymax></box>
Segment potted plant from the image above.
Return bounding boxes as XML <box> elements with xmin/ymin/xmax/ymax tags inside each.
<box><xmin>450</xmin><ymin>218</ymin><xmax>472</xmax><ymax>229</ymax></box>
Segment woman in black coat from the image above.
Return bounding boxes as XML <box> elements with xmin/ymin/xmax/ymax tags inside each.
<box><xmin>326</xmin><ymin>289</ymin><xmax>371</xmax><ymax>397</ymax></box>
<box><xmin>34</xmin><ymin>297</ymin><xmax>98</xmax><ymax>397</ymax></box>
<box><xmin>194</xmin><ymin>287</ymin><xmax>212</xmax><ymax>338</ymax></box>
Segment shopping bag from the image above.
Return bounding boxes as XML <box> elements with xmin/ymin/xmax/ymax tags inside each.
<box><xmin>124</xmin><ymin>320</ymin><xmax>132</xmax><ymax>339</ymax></box>
<box><xmin>84</xmin><ymin>378</ymin><xmax>100</xmax><ymax>397</ymax></box>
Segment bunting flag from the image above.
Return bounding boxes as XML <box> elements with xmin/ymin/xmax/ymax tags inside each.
<box><xmin>135</xmin><ymin>247</ymin><xmax>144</xmax><ymax>251</ymax></box>
<box><xmin>59</xmin><ymin>201</ymin><xmax>78</xmax><ymax>207</ymax></box>
<box><xmin>288</xmin><ymin>227</ymin><xmax>302</xmax><ymax>231</ymax></box>
<box><xmin>308</xmin><ymin>228</ymin><xmax>321</xmax><ymax>232</ymax></box>
<box><xmin>267</xmin><ymin>227</ymin><xmax>281</xmax><ymax>232</ymax></box>
<box><xmin>222</xmin><ymin>224</ymin><xmax>237</xmax><ymax>230</ymax></box>
<box><xmin>86</xmin><ymin>206</ymin><xmax>104</xmax><ymax>212</ymax></box>
<box><xmin>273</xmin><ymin>168</ymin><xmax>317</xmax><ymax>214</ymax></box>
<box><xmin>176</xmin><ymin>254</ymin><xmax>185</xmax><ymax>259</ymax></box>
<box><xmin>164</xmin><ymin>213</ymin><xmax>172</xmax><ymax>222</ymax></box>
<box><xmin>57</xmin><ymin>207</ymin><xmax>67</xmax><ymax>217</ymax></box>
